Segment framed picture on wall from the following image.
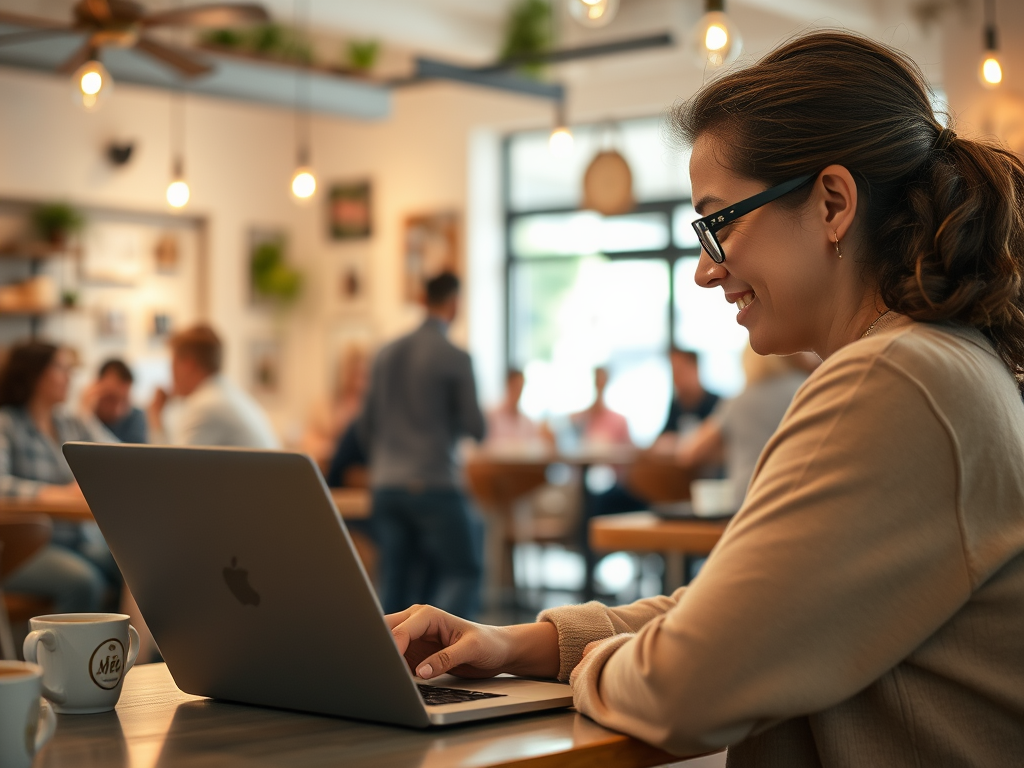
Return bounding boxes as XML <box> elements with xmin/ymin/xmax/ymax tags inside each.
<box><xmin>402</xmin><ymin>211</ymin><xmax>460</xmax><ymax>304</ymax></box>
<box><xmin>250</xmin><ymin>337</ymin><xmax>283</xmax><ymax>398</ymax></box>
<box><xmin>328</xmin><ymin>181</ymin><xmax>372</xmax><ymax>240</ymax></box>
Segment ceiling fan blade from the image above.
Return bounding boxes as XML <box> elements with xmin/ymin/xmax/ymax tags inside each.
<box><xmin>135</xmin><ymin>36</ymin><xmax>212</xmax><ymax>78</ymax></box>
<box><xmin>0</xmin><ymin>27</ymin><xmax>80</xmax><ymax>48</ymax></box>
<box><xmin>57</xmin><ymin>40</ymin><xmax>97</xmax><ymax>74</ymax></box>
<box><xmin>142</xmin><ymin>3</ymin><xmax>269</xmax><ymax>29</ymax></box>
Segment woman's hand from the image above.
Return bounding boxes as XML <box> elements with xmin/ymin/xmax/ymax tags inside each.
<box><xmin>386</xmin><ymin>604</ymin><xmax>560</xmax><ymax>681</ymax></box>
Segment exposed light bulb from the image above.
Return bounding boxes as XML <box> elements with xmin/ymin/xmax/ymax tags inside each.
<box><xmin>291</xmin><ymin>167</ymin><xmax>317</xmax><ymax>199</ymax></box>
<box><xmin>567</xmin><ymin>0</ymin><xmax>619</xmax><ymax>29</ymax></box>
<box><xmin>690</xmin><ymin>7</ymin><xmax>741</xmax><ymax>70</ymax></box>
<box><xmin>549</xmin><ymin>126</ymin><xmax>574</xmax><ymax>157</ymax></box>
<box><xmin>980</xmin><ymin>55</ymin><xmax>1003</xmax><ymax>87</ymax></box>
<box><xmin>166</xmin><ymin>179</ymin><xmax>190</xmax><ymax>208</ymax></box>
<box><xmin>72</xmin><ymin>59</ymin><xmax>112</xmax><ymax>111</ymax></box>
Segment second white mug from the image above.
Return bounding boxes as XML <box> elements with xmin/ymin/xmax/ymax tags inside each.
<box><xmin>23</xmin><ymin>612</ymin><xmax>140</xmax><ymax>714</ymax></box>
<box><xmin>0</xmin><ymin>661</ymin><xmax>57</xmax><ymax>768</ymax></box>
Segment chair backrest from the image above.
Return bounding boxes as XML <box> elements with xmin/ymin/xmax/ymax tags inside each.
<box><xmin>464</xmin><ymin>458</ymin><xmax>549</xmax><ymax>512</ymax></box>
<box><xmin>0</xmin><ymin>513</ymin><xmax>52</xmax><ymax>580</ymax></box>
<box><xmin>625</xmin><ymin>454</ymin><xmax>692</xmax><ymax>503</ymax></box>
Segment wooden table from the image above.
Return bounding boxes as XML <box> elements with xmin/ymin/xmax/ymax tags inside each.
<box><xmin>37</xmin><ymin>663</ymin><xmax>686</xmax><ymax>768</ymax></box>
<box><xmin>590</xmin><ymin>512</ymin><xmax>730</xmax><ymax>589</ymax></box>
<box><xmin>0</xmin><ymin>488</ymin><xmax>371</xmax><ymax>523</ymax></box>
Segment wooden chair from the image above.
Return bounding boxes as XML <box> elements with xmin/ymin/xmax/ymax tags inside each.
<box><xmin>464</xmin><ymin>458</ymin><xmax>550</xmax><ymax>609</ymax></box>
<box><xmin>0</xmin><ymin>513</ymin><xmax>52</xmax><ymax>659</ymax></box>
<box><xmin>625</xmin><ymin>452</ymin><xmax>693</xmax><ymax>504</ymax></box>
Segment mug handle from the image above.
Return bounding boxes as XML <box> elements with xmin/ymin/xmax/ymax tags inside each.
<box><xmin>124</xmin><ymin>625</ymin><xmax>141</xmax><ymax>674</ymax></box>
<box><xmin>22</xmin><ymin>630</ymin><xmax>66</xmax><ymax>704</ymax></box>
<box><xmin>35</xmin><ymin>699</ymin><xmax>57</xmax><ymax>753</ymax></box>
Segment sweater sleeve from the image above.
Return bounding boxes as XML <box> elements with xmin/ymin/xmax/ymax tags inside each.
<box><xmin>564</xmin><ymin>350</ymin><xmax>973</xmax><ymax>757</ymax></box>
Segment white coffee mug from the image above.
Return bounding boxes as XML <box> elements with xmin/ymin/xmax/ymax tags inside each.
<box><xmin>0</xmin><ymin>661</ymin><xmax>57</xmax><ymax>768</ymax></box>
<box><xmin>690</xmin><ymin>478</ymin><xmax>737</xmax><ymax>517</ymax></box>
<box><xmin>23</xmin><ymin>613</ymin><xmax>140</xmax><ymax>715</ymax></box>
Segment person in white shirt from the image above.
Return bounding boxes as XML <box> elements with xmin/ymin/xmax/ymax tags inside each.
<box><xmin>485</xmin><ymin>369</ymin><xmax>550</xmax><ymax>452</ymax></box>
<box><xmin>148</xmin><ymin>324</ymin><xmax>279</xmax><ymax>449</ymax></box>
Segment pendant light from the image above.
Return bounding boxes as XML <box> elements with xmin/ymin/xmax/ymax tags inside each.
<box><xmin>165</xmin><ymin>90</ymin><xmax>190</xmax><ymax>209</ymax></box>
<box><xmin>290</xmin><ymin>0</ymin><xmax>316</xmax><ymax>201</ymax></box>
<box><xmin>979</xmin><ymin>0</ymin><xmax>1002</xmax><ymax>88</ymax></box>
<box><xmin>690</xmin><ymin>0</ymin><xmax>741</xmax><ymax>70</ymax></box>
<box><xmin>549</xmin><ymin>99</ymin><xmax>574</xmax><ymax>157</ymax></box>
<box><xmin>567</xmin><ymin>0</ymin><xmax>619</xmax><ymax>29</ymax></box>
<box><xmin>72</xmin><ymin>54</ymin><xmax>112</xmax><ymax>111</ymax></box>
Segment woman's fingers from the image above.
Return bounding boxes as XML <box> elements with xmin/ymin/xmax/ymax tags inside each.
<box><xmin>413</xmin><ymin>631</ymin><xmax>478</xmax><ymax>679</ymax></box>
<box><xmin>388</xmin><ymin>605</ymin><xmax>450</xmax><ymax>655</ymax></box>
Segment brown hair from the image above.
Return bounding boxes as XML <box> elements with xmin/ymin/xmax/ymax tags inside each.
<box><xmin>673</xmin><ymin>31</ymin><xmax>1024</xmax><ymax>388</ymax></box>
<box><xmin>0</xmin><ymin>341</ymin><xmax>59</xmax><ymax>407</ymax></box>
<box><xmin>170</xmin><ymin>324</ymin><xmax>223</xmax><ymax>374</ymax></box>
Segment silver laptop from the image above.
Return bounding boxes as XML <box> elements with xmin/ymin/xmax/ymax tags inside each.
<box><xmin>63</xmin><ymin>442</ymin><xmax>572</xmax><ymax>727</ymax></box>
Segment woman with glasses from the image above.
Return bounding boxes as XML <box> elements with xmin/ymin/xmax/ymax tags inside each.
<box><xmin>382</xmin><ymin>31</ymin><xmax>1024</xmax><ymax>765</ymax></box>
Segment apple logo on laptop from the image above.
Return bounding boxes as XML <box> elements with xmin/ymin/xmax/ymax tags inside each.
<box><xmin>223</xmin><ymin>557</ymin><xmax>260</xmax><ymax>606</ymax></box>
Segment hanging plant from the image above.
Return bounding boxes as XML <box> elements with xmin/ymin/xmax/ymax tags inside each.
<box><xmin>500</xmin><ymin>0</ymin><xmax>552</xmax><ymax>79</ymax></box>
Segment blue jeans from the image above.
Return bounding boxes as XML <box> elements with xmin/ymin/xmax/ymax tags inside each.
<box><xmin>3</xmin><ymin>543</ymin><xmax>107</xmax><ymax>614</ymax></box>
<box><xmin>371</xmin><ymin>488</ymin><xmax>483</xmax><ymax>619</ymax></box>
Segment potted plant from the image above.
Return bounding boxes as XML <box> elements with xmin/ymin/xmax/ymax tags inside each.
<box><xmin>31</xmin><ymin>202</ymin><xmax>85</xmax><ymax>247</ymax></box>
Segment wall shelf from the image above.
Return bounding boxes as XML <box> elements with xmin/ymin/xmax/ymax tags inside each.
<box><xmin>0</xmin><ymin>20</ymin><xmax>391</xmax><ymax>120</ymax></box>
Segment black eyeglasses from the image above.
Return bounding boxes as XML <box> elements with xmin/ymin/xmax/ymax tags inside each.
<box><xmin>690</xmin><ymin>173</ymin><xmax>817</xmax><ymax>263</ymax></box>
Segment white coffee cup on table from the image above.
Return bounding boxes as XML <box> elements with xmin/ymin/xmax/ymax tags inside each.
<box><xmin>690</xmin><ymin>479</ymin><xmax>737</xmax><ymax>517</ymax></box>
<box><xmin>23</xmin><ymin>613</ymin><xmax>140</xmax><ymax>714</ymax></box>
<box><xmin>0</xmin><ymin>661</ymin><xmax>57</xmax><ymax>768</ymax></box>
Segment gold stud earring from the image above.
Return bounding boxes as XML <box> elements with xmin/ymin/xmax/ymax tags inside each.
<box><xmin>832</xmin><ymin>230</ymin><xmax>843</xmax><ymax>259</ymax></box>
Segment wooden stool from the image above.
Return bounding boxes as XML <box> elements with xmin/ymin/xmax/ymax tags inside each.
<box><xmin>0</xmin><ymin>513</ymin><xmax>53</xmax><ymax>659</ymax></box>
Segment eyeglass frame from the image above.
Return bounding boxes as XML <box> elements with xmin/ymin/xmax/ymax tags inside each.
<box><xmin>690</xmin><ymin>172</ymin><xmax>817</xmax><ymax>264</ymax></box>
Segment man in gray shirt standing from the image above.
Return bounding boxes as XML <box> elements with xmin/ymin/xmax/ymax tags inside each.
<box><xmin>357</xmin><ymin>272</ymin><xmax>485</xmax><ymax>618</ymax></box>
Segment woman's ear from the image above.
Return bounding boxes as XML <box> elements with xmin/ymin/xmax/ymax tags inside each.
<box><xmin>817</xmin><ymin>164</ymin><xmax>858</xmax><ymax>242</ymax></box>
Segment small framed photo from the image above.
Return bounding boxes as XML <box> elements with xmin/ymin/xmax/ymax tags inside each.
<box><xmin>402</xmin><ymin>211</ymin><xmax>460</xmax><ymax>304</ymax></box>
<box><xmin>328</xmin><ymin>181</ymin><xmax>372</xmax><ymax>240</ymax></box>
<box><xmin>250</xmin><ymin>338</ymin><xmax>282</xmax><ymax>398</ymax></box>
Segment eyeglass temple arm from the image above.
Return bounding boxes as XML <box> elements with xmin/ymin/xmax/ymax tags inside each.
<box><xmin>707</xmin><ymin>173</ymin><xmax>817</xmax><ymax>232</ymax></box>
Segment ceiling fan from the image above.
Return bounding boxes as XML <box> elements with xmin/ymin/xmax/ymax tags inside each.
<box><xmin>0</xmin><ymin>0</ymin><xmax>270</xmax><ymax>79</ymax></box>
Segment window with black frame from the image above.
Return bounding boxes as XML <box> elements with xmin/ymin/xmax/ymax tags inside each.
<box><xmin>504</xmin><ymin>117</ymin><xmax>749</xmax><ymax>447</ymax></box>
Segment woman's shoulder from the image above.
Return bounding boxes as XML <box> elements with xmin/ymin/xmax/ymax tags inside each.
<box><xmin>809</xmin><ymin>320</ymin><xmax>1021</xmax><ymax>427</ymax></box>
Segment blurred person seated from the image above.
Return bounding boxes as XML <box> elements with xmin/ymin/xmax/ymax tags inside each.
<box><xmin>82</xmin><ymin>358</ymin><xmax>147</xmax><ymax>444</ymax></box>
<box><xmin>678</xmin><ymin>346</ymin><xmax>817</xmax><ymax>505</ymax></box>
<box><xmin>325</xmin><ymin>421</ymin><xmax>368</xmax><ymax>489</ymax></box>
<box><xmin>570</xmin><ymin>367</ymin><xmax>632</xmax><ymax>448</ymax></box>
<box><xmin>572</xmin><ymin>368</ymin><xmax>644</xmax><ymax>599</ymax></box>
<box><xmin>301</xmin><ymin>342</ymin><xmax>370</xmax><ymax>472</ymax></box>
<box><xmin>653</xmin><ymin>348</ymin><xmax>719</xmax><ymax>451</ymax></box>
<box><xmin>0</xmin><ymin>341</ymin><xmax>117</xmax><ymax>613</ymax></box>
<box><xmin>485</xmin><ymin>369</ymin><xmax>552</xmax><ymax>453</ymax></box>
<box><xmin>149</xmin><ymin>324</ymin><xmax>279</xmax><ymax>449</ymax></box>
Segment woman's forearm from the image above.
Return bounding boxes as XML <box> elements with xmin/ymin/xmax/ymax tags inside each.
<box><xmin>501</xmin><ymin>621</ymin><xmax>560</xmax><ymax>679</ymax></box>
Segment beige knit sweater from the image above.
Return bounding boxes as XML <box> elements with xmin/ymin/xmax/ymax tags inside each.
<box><xmin>539</xmin><ymin>319</ymin><xmax>1024</xmax><ymax>766</ymax></box>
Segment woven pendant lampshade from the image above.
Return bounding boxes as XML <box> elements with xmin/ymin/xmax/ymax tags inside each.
<box><xmin>582</xmin><ymin>149</ymin><xmax>634</xmax><ymax>215</ymax></box>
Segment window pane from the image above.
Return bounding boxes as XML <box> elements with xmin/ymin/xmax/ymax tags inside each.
<box><xmin>511</xmin><ymin>212</ymin><xmax>669</xmax><ymax>258</ymax></box>
<box><xmin>508</xmin><ymin>117</ymin><xmax>691</xmax><ymax>212</ymax></box>
<box><xmin>673</xmin><ymin>257</ymin><xmax>748</xmax><ymax>397</ymax></box>
<box><xmin>673</xmin><ymin>203</ymin><xmax>701</xmax><ymax>250</ymax></box>
<box><xmin>511</xmin><ymin>257</ymin><xmax>671</xmax><ymax>446</ymax></box>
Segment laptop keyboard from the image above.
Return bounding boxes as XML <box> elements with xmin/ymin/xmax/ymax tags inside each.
<box><xmin>417</xmin><ymin>683</ymin><xmax>507</xmax><ymax>706</ymax></box>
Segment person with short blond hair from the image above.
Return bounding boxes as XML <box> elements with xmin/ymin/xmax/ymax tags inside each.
<box><xmin>149</xmin><ymin>324</ymin><xmax>278</xmax><ymax>449</ymax></box>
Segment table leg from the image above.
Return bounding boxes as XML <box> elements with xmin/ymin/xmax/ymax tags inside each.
<box><xmin>663</xmin><ymin>553</ymin><xmax>687</xmax><ymax>592</ymax></box>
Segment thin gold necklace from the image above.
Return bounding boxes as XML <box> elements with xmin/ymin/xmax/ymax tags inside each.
<box><xmin>861</xmin><ymin>309</ymin><xmax>892</xmax><ymax>338</ymax></box>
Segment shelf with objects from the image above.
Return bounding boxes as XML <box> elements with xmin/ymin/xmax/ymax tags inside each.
<box><xmin>0</xmin><ymin>236</ymin><xmax>81</xmax><ymax>341</ymax></box>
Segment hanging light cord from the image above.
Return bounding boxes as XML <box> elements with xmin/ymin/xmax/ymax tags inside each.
<box><xmin>294</xmin><ymin>0</ymin><xmax>311</xmax><ymax>166</ymax></box>
<box><xmin>984</xmin><ymin>0</ymin><xmax>998</xmax><ymax>51</ymax></box>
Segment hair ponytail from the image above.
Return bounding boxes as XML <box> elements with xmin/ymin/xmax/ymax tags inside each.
<box><xmin>673</xmin><ymin>31</ymin><xmax>1024</xmax><ymax>389</ymax></box>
